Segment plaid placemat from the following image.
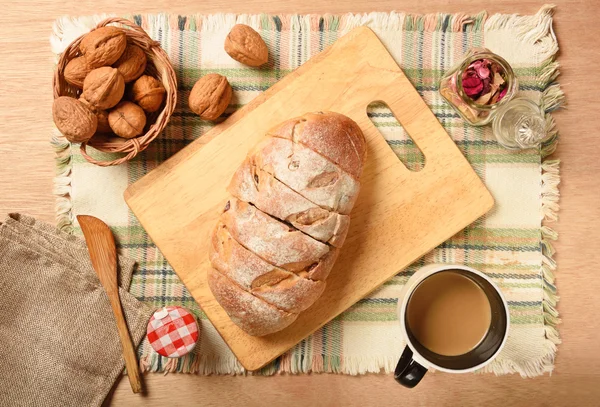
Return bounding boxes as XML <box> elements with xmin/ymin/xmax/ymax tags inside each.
<box><xmin>50</xmin><ymin>5</ymin><xmax>562</xmax><ymax>376</ymax></box>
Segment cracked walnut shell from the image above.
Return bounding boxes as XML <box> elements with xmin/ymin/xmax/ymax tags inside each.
<box><xmin>80</xmin><ymin>26</ymin><xmax>127</xmax><ymax>69</ymax></box>
<box><xmin>224</xmin><ymin>24</ymin><xmax>269</xmax><ymax>67</ymax></box>
<box><xmin>82</xmin><ymin>67</ymin><xmax>125</xmax><ymax>110</ymax></box>
<box><xmin>131</xmin><ymin>75</ymin><xmax>166</xmax><ymax>112</ymax></box>
<box><xmin>108</xmin><ymin>101</ymin><xmax>147</xmax><ymax>139</ymax></box>
<box><xmin>188</xmin><ymin>73</ymin><xmax>232</xmax><ymax>121</ymax></box>
<box><xmin>53</xmin><ymin>96</ymin><xmax>97</xmax><ymax>143</ymax></box>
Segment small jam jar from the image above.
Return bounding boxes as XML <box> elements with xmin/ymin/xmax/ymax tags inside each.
<box><xmin>147</xmin><ymin>306</ymin><xmax>199</xmax><ymax>358</ymax></box>
<box><xmin>439</xmin><ymin>48</ymin><xmax>518</xmax><ymax>126</ymax></box>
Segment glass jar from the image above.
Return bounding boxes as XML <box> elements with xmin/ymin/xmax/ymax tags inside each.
<box><xmin>439</xmin><ymin>48</ymin><xmax>518</xmax><ymax>126</ymax></box>
<box><xmin>492</xmin><ymin>97</ymin><xmax>548</xmax><ymax>150</ymax></box>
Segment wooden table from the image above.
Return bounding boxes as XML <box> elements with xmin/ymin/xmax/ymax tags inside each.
<box><xmin>1</xmin><ymin>1</ymin><xmax>599</xmax><ymax>406</ymax></box>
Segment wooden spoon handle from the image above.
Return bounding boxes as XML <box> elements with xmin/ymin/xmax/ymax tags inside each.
<box><xmin>108</xmin><ymin>295</ymin><xmax>143</xmax><ymax>394</ymax></box>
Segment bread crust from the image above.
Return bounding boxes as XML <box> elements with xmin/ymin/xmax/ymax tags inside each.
<box><xmin>208</xmin><ymin>268</ymin><xmax>297</xmax><ymax>336</ymax></box>
<box><xmin>250</xmin><ymin>137</ymin><xmax>360</xmax><ymax>215</ymax></box>
<box><xmin>210</xmin><ymin>222</ymin><xmax>326</xmax><ymax>313</ymax></box>
<box><xmin>220</xmin><ymin>198</ymin><xmax>331</xmax><ymax>272</ymax></box>
<box><xmin>228</xmin><ymin>158</ymin><xmax>350</xmax><ymax>246</ymax></box>
<box><xmin>267</xmin><ymin>111</ymin><xmax>367</xmax><ymax>179</ymax></box>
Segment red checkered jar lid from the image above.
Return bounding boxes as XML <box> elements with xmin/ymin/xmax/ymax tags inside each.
<box><xmin>146</xmin><ymin>306</ymin><xmax>199</xmax><ymax>358</ymax></box>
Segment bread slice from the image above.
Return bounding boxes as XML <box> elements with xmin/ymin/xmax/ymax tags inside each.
<box><xmin>208</xmin><ymin>268</ymin><xmax>297</xmax><ymax>336</ymax></box>
<box><xmin>210</xmin><ymin>222</ymin><xmax>326</xmax><ymax>313</ymax></box>
<box><xmin>267</xmin><ymin>111</ymin><xmax>367</xmax><ymax>179</ymax></box>
<box><xmin>228</xmin><ymin>158</ymin><xmax>350</xmax><ymax>247</ymax></box>
<box><xmin>250</xmin><ymin>137</ymin><xmax>360</xmax><ymax>215</ymax></box>
<box><xmin>219</xmin><ymin>198</ymin><xmax>331</xmax><ymax>272</ymax></box>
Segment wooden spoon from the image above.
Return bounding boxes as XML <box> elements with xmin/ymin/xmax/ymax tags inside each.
<box><xmin>78</xmin><ymin>215</ymin><xmax>143</xmax><ymax>394</ymax></box>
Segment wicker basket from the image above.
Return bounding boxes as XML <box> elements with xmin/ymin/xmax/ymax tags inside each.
<box><xmin>53</xmin><ymin>18</ymin><xmax>177</xmax><ymax>166</ymax></box>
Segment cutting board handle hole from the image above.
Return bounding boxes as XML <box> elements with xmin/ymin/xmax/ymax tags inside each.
<box><xmin>367</xmin><ymin>101</ymin><xmax>425</xmax><ymax>172</ymax></box>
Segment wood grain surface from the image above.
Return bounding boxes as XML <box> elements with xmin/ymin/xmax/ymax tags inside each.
<box><xmin>1</xmin><ymin>1</ymin><xmax>599</xmax><ymax>406</ymax></box>
<box><xmin>125</xmin><ymin>25</ymin><xmax>493</xmax><ymax>370</ymax></box>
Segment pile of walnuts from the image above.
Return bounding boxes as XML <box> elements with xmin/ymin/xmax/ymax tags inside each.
<box><xmin>188</xmin><ymin>24</ymin><xmax>268</xmax><ymax>121</ymax></box>
<box><xmin>54</xmin><ymin>23</ymin><xmax>269</xmax><ymax>144</ymax></box>
<box><xmin>53</xmin><ymin>26</ymin><xmax>166</xmax><ymax>143</ymax></box>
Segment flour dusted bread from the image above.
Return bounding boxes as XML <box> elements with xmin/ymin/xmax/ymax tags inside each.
<box><xmin>228</xmin><ymin>158</ymin><xmax>350</xmax><ymax>247</ymax></box>
<box><xmin>267</xmin><ymin>111</ymin><xmax>366</xmax><ymax>179</ymax></box>
<box><xmin>250</xmin><ymin>137</ymin><xmax>360</xmax><ymax>215</ymax></box>
<box><xmin>220</xmin><ymin>198</ymin><xmax>331</xmax><ymax>271</ymax></box>
<box><xmin>209</xmin><ymin>111</ymin><xmax>366</xmax><ymax>336</ymax></box>
<box><xmin>208</xmin><ymin>268</ymin><xmax>297</xmax><ymax>336</ymax></box>
<box><xmin>210</xmin><ymin>222</ymin><xmax>326</xmax><ymax>313</ymax></box>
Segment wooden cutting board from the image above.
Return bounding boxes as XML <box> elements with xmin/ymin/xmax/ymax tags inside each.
<box><xmin>124</xmin><ymin>26</ymin><xmax>494</xmax><ymax>371</ymax></box>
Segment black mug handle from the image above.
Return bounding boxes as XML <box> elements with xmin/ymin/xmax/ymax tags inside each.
<box><xmin>394</xmin><ymin>346</ymin><xmax>428</xmax><ymax>388</ymax></box>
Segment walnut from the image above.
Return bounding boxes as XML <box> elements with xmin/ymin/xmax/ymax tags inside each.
<box><xmin>64</xmin><ymin>57</ymin><xmax>90</xmax><ymax>88</ymax></box>
<box><xmin>224</xmin><ymin>24</ymin><xmax>269</xmax><ymax>67</ymax></box>
<box><xmin>82</xmin><ymin>67</ymin><xmax>125</xmax><ymax>110</ymax></box>
<box><xmin>52</xmin><ymin>96</ymin><xmax>97</xmax><ymax>143</ymax></box>
<box><xmin>80</xmin><ymin>26</ymin><xmax>127</xmax><ymax>69</ymax></box>
<box><xmin>188</xmin><ymin>73</ymin><xmax>232</xmax><ymax>121</ymax></box>
<box><xmin>95</xmin><ymin>109</ymin><xmax>112</xmax><ymax>133</ymax></box>
<box><xmin>80</xmin><ymin>97</ymin><xmax>112</xmax><ymax>134</ymax></box>
<box><xmin>130</xmin><ymin>75</ymin><xmax>166</xmax><ymax>112</ymax></box>
<box><xmin>113</xmin><ymin>44</ymin><xmax>147</xmax><ymax>83</ymax></box>
<box><xmin>108</xmin><ymin>101</ymin><xmax>146</xmax><ymax>139</ymax></box>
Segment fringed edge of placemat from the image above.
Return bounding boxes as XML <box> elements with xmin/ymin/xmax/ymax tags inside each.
<box><xmin>50</xmin><ymin>5</ymin><xmax>562</xmax><ymax>377</ymax></box>
<box><xmin>51</xmin><ymin>128</ymin><xmax>75</xmax><ymax>233</ymax></box>
<box><xmin>479</xmin><ymin>4</ymin><xmax>563</xmax><ymax>378</ymax></box>
<box><xmin>50</xmin><ymin>10</ymin><xmax>488</xmax><ymax>48</ymax></box>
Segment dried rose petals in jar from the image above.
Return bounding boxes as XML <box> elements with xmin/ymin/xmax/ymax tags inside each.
<box><xmin>439</xmin><ymin>48</ymin><xmax>517</xmax><ymax>126</ymax></box>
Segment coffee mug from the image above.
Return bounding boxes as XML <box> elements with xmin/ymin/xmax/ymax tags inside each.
<box><xmin>395</xmin><ymin>264</ymin><xmax>509</xmax><ymax>388</ymax></box>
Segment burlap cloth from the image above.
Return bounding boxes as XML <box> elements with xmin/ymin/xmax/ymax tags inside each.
<box><xmin>0</xmin><ymin>214</ymin><xmax>152</xmax><ymax>406</ymax></box>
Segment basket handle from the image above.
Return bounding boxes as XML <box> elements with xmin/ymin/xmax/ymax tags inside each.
<box><xmin>96</xmin><ymin>17</ymin><xmax>147</xmax><ymax>35</ymax></box>
<box><xmin>95</xmin><ymin>18</ymin><xmax>160</xmax><ymax>50</ymax></box>
<box><xmin>80</xmin><ymin>138</ymin><xmax>141</xmax><ymax>167</ymax></box>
